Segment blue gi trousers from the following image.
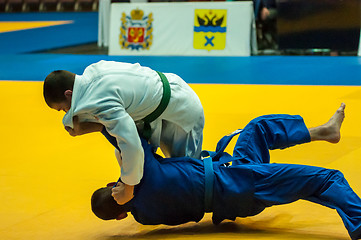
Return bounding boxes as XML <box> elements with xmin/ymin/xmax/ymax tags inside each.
<box><xmin>230</xmin><ymin>114</ymin><xmax>361</xmax><ymax>239</ymax></box>
<box><xmin>102</xmin><ymin>113</ymin><xmax>361</xmax><ymax>239</ymax></box>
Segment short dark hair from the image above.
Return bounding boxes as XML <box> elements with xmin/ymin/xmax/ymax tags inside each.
<box><xmin>43</xmin><ymin>70</ymin><xmax>75</xmax><ymax>107</ymax></box>
<box><xmin>91</xmin><ymin>187</ymin><xmax>127</xmax><ymax>220</ymax></box>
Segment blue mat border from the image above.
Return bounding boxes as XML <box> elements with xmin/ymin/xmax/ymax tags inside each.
<box><xmin>1</xmin><ymin>54</ymin><xmax>361</xmax><ymax>86</ymax></box>
<box><xmin>0</xmin><ymin>12</ymin><xmax>98</xmax><ymax>54</ymax></box>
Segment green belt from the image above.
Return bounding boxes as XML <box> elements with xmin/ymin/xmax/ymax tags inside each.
<box><xmin>142</xmin><ymin>71</ymin><xmax>171</xmax><ymax>141</ymax></box>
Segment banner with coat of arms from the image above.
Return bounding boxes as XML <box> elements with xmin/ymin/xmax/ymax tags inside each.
<box><xmin>119</xmin><ymin>9</ymin><xmax>153</xmax><ymax>50</ymax></box>
<box><xmin>109</xmin><ymin>2</ymin><xmax>256</xmax><ymax>56</ymax></box>
<box><xmin>193</xmin><ymin>9</ymin><xmax>227</xmax><ymax>51</ymax></box>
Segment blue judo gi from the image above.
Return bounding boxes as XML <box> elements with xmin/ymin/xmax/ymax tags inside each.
<box><xmin>102</xmin><ymin>114</ymin><xmax>361</xmax><ymax>240</ymax></box>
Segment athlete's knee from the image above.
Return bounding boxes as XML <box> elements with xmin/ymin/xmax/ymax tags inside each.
<box><xmin>247</xmin><ymin>115</ymin><xmax>281</xmax><ymax>134</ymax></box>
<box><xmin>246</xmin><ymin>116</ymin><xmax>269</xmax><ymax>130</ymax></box>
<box><xmin>321</xmin><ymin>169</ymin><xmax>347</xmax><ymax>187</ymax></box>
<box><xmin>248</xmin><ymin>115</ymin><xmax>272</xmax><ymax>125</ymax></box>
<box><xmin>328</xmin><ymin>169</ymin><xmax>345</xmax><ymax>180</ymax></box>
<box><xmin>248</xmin><ymin>115</ymin><xmax>286</xmax><ymax>128</ymax></box>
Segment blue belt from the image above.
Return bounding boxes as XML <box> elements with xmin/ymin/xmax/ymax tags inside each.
<box><xmin>203</xmin><ymin>156</ymin><xmax>214</xmax><ymax>212</ymax></box>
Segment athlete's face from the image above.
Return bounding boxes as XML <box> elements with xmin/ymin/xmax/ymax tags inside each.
<box><xmin>51</xmin><ymin>100</ymin><xmax>71</xmax><ymax>113</ymax></box>
<box><xmin>50</xmin><ymin>90</ymin><xmax>72</xmax><ymax>113</ymax></box>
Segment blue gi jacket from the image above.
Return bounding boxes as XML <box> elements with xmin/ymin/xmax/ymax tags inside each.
<box><xmin>102</xmin><ymin>114</ymin><xmax>311</xmax><ymax>226</ymax></box>
<box><xmin>129</xmin><ymin>136</ymin><xmax>255</xmax><ymax>225</ymax></box>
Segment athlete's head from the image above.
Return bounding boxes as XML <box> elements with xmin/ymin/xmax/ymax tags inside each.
<box><xmin>91</xmin><ymin>186</ymin><xmax>129</xmax><ymax>221</ymax></box>
<box><xmin>43</xmin><ymin>70</ymin><xmax>75</xmax><ymax>112</ymax></box>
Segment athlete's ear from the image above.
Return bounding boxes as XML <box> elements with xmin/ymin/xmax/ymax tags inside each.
<box><xmin>64</xmin><ymin>90</ymin><xmax>73</xmax><ymax>99</ymax></box>
<box><xmin>116</xmin><ymin>212</ymin><xmax>128</xmax><ymax>221</ymax></box>
<box><xmin>107</xmin><ymin>182</ymin><xmax>116</xmax><ymax>187</ymax></box>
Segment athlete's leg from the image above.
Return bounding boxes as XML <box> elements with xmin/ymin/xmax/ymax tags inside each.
<box><xmin>232</xmin><ymin>114</ymin><xmax>311</xmax><ymax>164</ymax></box>
<box><xmin>251</xmin><ymin>163</ymin><xmax>361</xmax><ymax>240</ymax></box>
<box><xmin>160</xmin><ymin>115</ymin><xmax>204</xmax><ymax>159</ymax></box>
<box><xmin>309</xmin><ymin>102</ymin><xmax>345</xmax><ymax>143</ymax></box>
<box><xmin>232</xmin><ymin>103</ymin><xmax>345</xmax><ymax>164</ymax></box>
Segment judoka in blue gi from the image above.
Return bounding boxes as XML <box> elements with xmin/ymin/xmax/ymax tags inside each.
<box><xmin>91</xmin><ymin>103</ymin><xmax>361</xmax><ymax>240</ymax></box>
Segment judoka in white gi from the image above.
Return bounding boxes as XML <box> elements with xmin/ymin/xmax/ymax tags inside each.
<box><xmin>43</xmin><ymin>60</ymin><xmax>205</xmax><ymax>204</ymax></box>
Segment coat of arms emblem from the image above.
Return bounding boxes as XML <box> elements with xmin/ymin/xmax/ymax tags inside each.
<box><xmin>119</xmin><ymin>9</ymin><xmax>153</xmax><ymax>50</ymax></box>
<box><xmin>194</xmin><ymin>9</ymin><xmax>227</xmax><ymax>51</ymax></box>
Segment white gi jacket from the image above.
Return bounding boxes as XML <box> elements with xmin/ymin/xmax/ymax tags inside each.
<box><xmin>63</xmin><ymin>60</ymin><xmax>204</xmax><ymax>185</ymax></box>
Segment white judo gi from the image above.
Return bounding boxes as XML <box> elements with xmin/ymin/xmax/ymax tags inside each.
<box><xmin>62</xmin><ymin>60</ymin><xmax>204</xmax><ymax>185</ymax></box>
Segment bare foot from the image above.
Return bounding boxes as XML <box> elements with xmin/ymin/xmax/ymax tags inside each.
<box><xmin>309</xmin><ymin>103</ymin><xmax>345</xmax><ymax>143</ymax></box>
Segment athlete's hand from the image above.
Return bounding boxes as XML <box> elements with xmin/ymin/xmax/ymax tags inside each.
<box><xmin>65</xmin><ymin>126</ymin><xmax>77</xmax><ymax>136</ymax></box>
<box><xmin>112</xmin><ymin>183</ymin><xmax>134</xmax><ymax>205</ymax></box>
<box><xmin>65</xmin><ymin>116</ymin><xmax>103</xmax><ymax>136</ymax></box>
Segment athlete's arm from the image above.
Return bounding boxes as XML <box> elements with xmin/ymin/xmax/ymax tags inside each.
<box><xmin>65</xmin><ymin>116</ymin><xmax>104</xmax><ymax>136</ymax></box>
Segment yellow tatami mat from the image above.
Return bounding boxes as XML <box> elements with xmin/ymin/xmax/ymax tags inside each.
<box><xmin>0</xmin><ymin>21</ymin><xmax>73</xmax><ymax>34</ymax></box>
<box><xmin>1</xmin><ymin>81</ymin><xmax>361</xmax><ymax>240</ymax></box>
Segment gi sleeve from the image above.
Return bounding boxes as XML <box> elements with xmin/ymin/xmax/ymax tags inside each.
<box><xmin>95</xmin><ymin>105</ymin><xmax>144</xmax><ymax>186</ymax></box>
